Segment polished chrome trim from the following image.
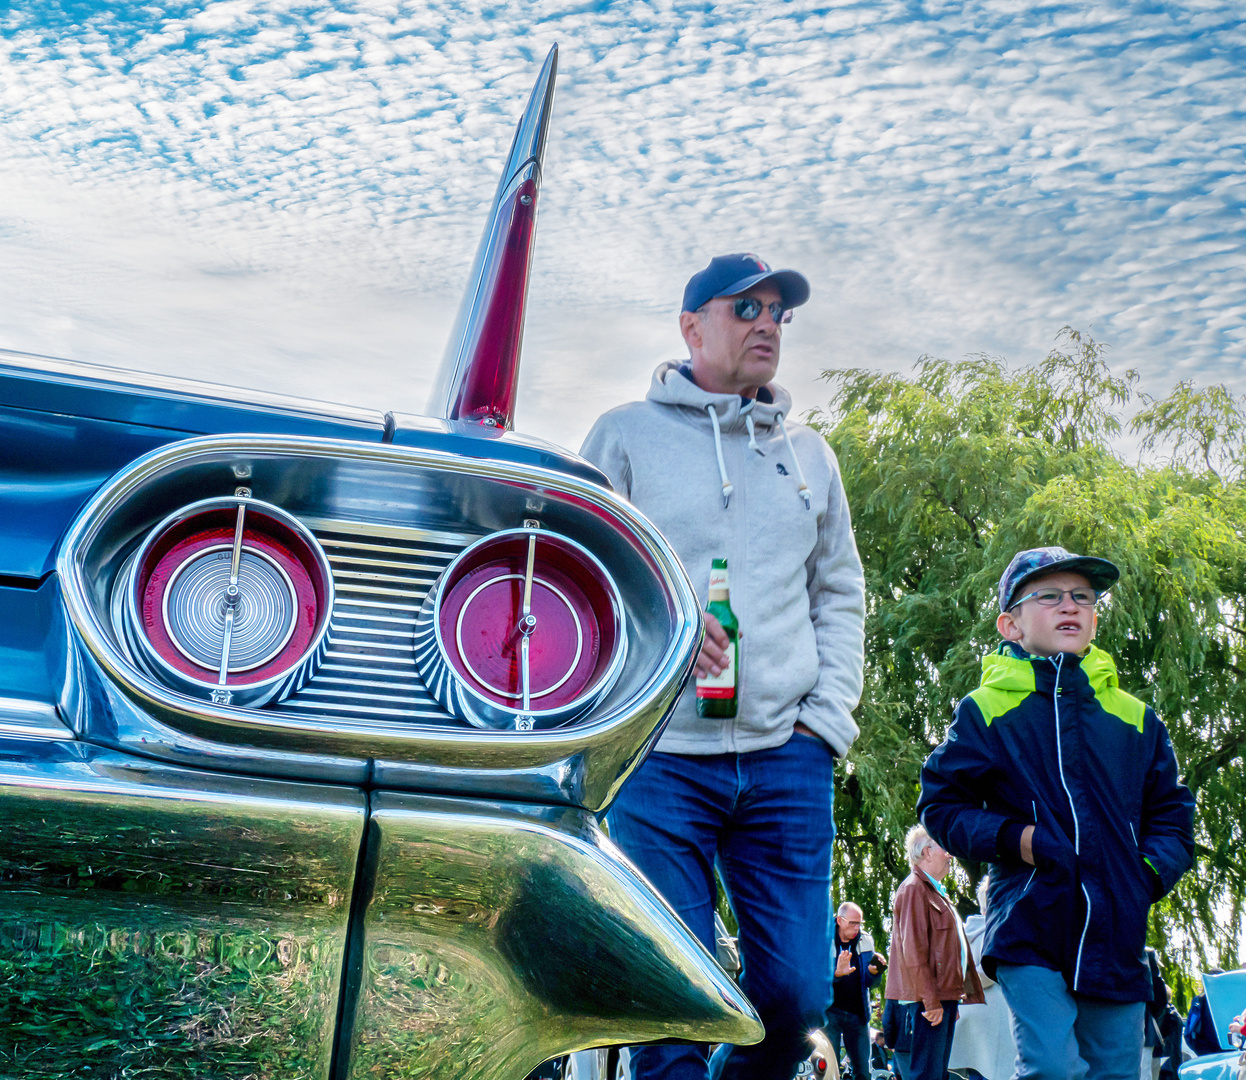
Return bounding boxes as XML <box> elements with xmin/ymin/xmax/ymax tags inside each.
<box><xmin>57</xmin><ymin>433</ymin><xmax>701</xmax><ymax>811</ymax></box>
<box><xmin>0</xmin><ymin>697</ymin><xmax>74</xmax><ymax>740</ymax></box>
<box><xmin>340</xmin><ymin>793</ymin><xmax>761</xmax><ymax>1079</ymax></box>
<box><xmin>284</xmin><ymin>520</ymin><xmax>464</xmax><ymax>723</ymax></box>
<box><xmin>0</xmin><ymin>748</ymin><xmax>365</xmax><ymax>1077</ymax></box>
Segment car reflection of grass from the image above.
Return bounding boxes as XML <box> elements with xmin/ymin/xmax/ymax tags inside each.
<box><xmin>0</xmin><ymin>903</ymin><xmax>342</xmax><ymax>1078</ymax></box>
<box><xmin>0</xmin><ymin>780</ymin><xmax>362</xmax><ymax>1078</ymax></box>
<box><xmin>348</xmin><ymin>942</ymin><xmax>531</xmax><ymax>1080</ymax></box>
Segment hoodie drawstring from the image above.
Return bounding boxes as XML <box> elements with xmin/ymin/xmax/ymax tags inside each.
<box><xmin>776</xmin><ymin>413</ymin><xmax>812</xmax><ymax>509</ymax></box>
<box><xmin>707</xmin><ymin>404</ymin><xmax>811</xmax><ymax>511</ymax></box>
<box><xmin>744</xmin><ymin>412</ymin><xmax>765</xmax><ymax>455</ymax></box>
<box><xmin>707</xmin><ymin>404</ymin><xmax>734</xmax><ymax>509</ymax></box>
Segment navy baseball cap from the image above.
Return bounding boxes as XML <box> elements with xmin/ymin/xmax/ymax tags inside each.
<box><xmin>998</xmin><ymin>546</ymin><xmax>1120</xmax><ymax>611</ymax></box>
<box><xmin>682</xmin><ymin>253</ymin><xmax>811</xmax><ymax>313</ymax></box>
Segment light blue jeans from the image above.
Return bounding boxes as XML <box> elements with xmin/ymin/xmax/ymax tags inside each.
<box><xmin>995</xmin><ymin>964</ymin><xmax>1145</xmax><ymax>1080</ymax></box>
<box><xmin>608</xmin><ymin>734</ymin><xmax>837</xmax><ymax>1080</ymax></box>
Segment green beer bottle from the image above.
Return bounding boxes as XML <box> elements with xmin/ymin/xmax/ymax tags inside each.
<box><xmin>696</xmin><ymin>557</ymin><xmax>739</xmax><ymax>718</ymax></box>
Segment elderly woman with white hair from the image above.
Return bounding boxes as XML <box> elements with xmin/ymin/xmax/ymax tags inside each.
<box><xmin>947</xmin><ymin>875</ymin><xmax>1016</xmax><ymax>1079</ymax></box>
<box><xmin>885</xmin><ymin>825</ymin><xmax>984</xmax><ymax>1080</ymax></box>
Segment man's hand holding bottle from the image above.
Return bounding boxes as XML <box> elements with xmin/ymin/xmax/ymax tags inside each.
<box><xmin>695</xmin><ymin>612</ymin><xmax>732</xmax><ymax>679</ymax></box>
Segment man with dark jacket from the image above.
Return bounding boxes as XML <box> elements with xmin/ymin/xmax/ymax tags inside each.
<box><xmin>826</xmin><ymin>901</ymin><xmax>886</xmax><ymax>1078</ymax></box>
<box><xmin>918</xmin><ymin>546</ymin><xmax>1196</xmax><ymax>1079</ymax></box>
<box><xmin>871</xmin><ymin>1031</ymin><xmax>892</xmax><ymax>1073</ymax></box>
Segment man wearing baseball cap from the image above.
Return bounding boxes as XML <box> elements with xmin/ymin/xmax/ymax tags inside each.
<box><xmin>917</xmin><ymin>546</ymin><xmax>1195</xmax><ymax>1080</ymax></box>
<box><xmin>580</xmin><ymin>255</ymin><xmax>866</xmax><ymax>1079</ymax></box>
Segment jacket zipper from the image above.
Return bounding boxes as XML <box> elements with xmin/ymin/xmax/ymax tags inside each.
<box><xmin>1050</xmin><ymin>653</ymin><xmax>1088</xmax><ymax>990</ymax></box>
<box><xmin>1075</xmin><ymin>883</ymin><xmax>1093</xmax><ymax>988</ymax></box>
<box><xmin>1052</xmin><ymin>654</ymin><xmax>1080</xmax><ymax>856</ymax></box>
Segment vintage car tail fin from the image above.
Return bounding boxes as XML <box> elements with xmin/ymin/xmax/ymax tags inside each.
<box><xmin>428</xmin><ymin>45</ymin><xmax>558</xmax><ymax>431</ymax></box>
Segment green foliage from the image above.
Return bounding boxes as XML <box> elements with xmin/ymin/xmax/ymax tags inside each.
<box><xmin>808</xmin><ymin>329</ymin><xmax>1246</xmax><ymax>1002</ymax></box>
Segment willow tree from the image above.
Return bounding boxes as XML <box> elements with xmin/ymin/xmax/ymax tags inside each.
<box><xmin>809</xmin><ymin>330</ymin><xmax>1245</xmax><ymax>1007</ymax></box>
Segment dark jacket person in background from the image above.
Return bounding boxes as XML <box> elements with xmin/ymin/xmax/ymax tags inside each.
<box><xmin>886</xmin><ymin>825</ymin><xmax>984</xmax><ymax>1080</ymax></box>
<box><xmin>826</xmin><ymin>901</ymin><xmax>886</xmax><ymax>1078</ymax></box>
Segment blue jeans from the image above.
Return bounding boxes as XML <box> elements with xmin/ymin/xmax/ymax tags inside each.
<box><xmin>608</xmin><ymin>734</ymin><xmax>837</xmax><ymax>1080</ymax></box>
<box><xmin>995</xmin><ymin>964</ymin><xmax>1145</xmax><ymax>1080</ymax></box>
<box><xmin>824</xmin><ymin>1007</ymin><xmax>871</xmax><ymax>1078</ymax></box>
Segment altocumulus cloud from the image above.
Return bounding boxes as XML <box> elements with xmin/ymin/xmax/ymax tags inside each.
<box><xmin>0</xmin><ymin>0</ymin><xmax>1243</xmax><ymax>448</ymax></box>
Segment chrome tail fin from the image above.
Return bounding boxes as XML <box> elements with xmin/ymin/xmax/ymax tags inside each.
<box><xmin>428</xmin><ymin>45</ymin><xmax>558</xmax><ymax>430</ymax></box>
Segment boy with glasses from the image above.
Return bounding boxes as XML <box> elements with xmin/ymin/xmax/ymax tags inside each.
<box><xmin>917</xmin><ymin>546</ymin><xmax>1195</xmax><ymax>1080</ymax></box>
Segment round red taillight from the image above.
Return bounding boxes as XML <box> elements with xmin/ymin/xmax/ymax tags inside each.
<box><xmin>414</xmin><ymin>527</ymin><xmax>627</xmax><ymax>730</ymax></box>
<box><xmin>122</xmin><ymin>495</ymin><xmax>333</xmax><ymax>707</ymax></box>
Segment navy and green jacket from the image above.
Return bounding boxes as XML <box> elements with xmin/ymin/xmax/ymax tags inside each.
<box><xmin>917</xmin><ymin>643</ymin><xmax>1195</xmax><ymax>1002</ymax></box>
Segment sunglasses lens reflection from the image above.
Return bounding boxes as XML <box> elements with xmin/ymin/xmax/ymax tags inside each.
<box><xmin>732</xmin><ymin>298</ymin><xmax>792</xmax><ymax>324</ymax></box>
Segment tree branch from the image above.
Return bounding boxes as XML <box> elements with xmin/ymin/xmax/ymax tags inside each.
<box><xmin>923</xmin><ymin>481</ymin><xmax>985</xmax><ymax>549</ymax></box>
<box><xmin>1183</xmin><ymin>724</ymin><xmax>1246</xmax><ymax>793</ymax></box>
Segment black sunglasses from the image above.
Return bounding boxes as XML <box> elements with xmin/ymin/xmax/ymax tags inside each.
<box><xmin>731</xmin><ymin>297</ymin><xmax>793</xmax><ymax>325</ymax></box>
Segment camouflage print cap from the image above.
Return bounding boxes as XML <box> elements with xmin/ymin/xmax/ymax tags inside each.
<box><xmin>998</xmin><ymin>546</ymin><xmax>1120</xmax><ymax>612</ymax></box>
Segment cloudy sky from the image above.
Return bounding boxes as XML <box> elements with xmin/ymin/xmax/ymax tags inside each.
<box><xmin>2</xmin><ymin>0</ymin><xmax>1243</xmax><ymax>451</ymax></box>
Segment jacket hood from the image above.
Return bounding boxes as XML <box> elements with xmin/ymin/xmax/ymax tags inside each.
<box><xmin>980</xmin><ymin>643</ymin><xmax>1121</xmax><ymax>695</ymax></box>
<box><xmin>644</xmin><ymin>361</ymin><xmax>810</xmax><ymax>511</ymax></box>
<box><xmin>646</xmin><ymin>361</ymin><xmax>794</xmax><ymax>430</ymax></box>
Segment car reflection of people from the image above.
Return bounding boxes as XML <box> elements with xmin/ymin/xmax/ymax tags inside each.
<box><xmin>885</xmin><ymin>826</ymin><xmax>983</xmax><ymax>1080</ymax></box>
<box><xmin>825</xmin><ymin>901</ymin><xmax>886</xmax><ymax>1079</ymax></box>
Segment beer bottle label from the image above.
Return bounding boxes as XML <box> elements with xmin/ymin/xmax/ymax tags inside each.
<box><xmin>696</xmin><ymin>643</ymin><xmax>736</xmax><ymax>698</ymax></box>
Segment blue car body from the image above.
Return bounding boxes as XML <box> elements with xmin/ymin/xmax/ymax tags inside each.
<box><xmin>0</xmin><ymin>47</ymin><xmax>760</xmax><ymax>1080</ymax></box>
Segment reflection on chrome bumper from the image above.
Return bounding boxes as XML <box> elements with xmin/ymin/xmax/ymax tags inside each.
<box><xmin>0</xmin><ymin>747</ymin><xmax>365</xmax><ymax>1077</ymax></box>
<box><xmin>341</xmin><ymin>794</ymin><xmax>762</xmax><ymax>1079</ymax></box>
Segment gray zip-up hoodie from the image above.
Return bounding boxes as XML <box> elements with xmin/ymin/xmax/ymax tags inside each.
<box><xmin>580</xmin><ymin>361</ymin><xmax>866</xmax><ymax>756</ymax></box>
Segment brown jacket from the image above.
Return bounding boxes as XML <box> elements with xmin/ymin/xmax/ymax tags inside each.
<box><xmin>885</xmin><ymin>870</ymin><xmax>984</xmax><ymax>1011</ymax></box>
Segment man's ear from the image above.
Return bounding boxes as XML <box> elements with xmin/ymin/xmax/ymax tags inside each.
<box><xmin>996</xmin><ymin>611</ymin><xmax>1023</xmax><ymax>642</ymax></box>
<box><xmin>679</xmin><ymin>309</ymin><xmax>702</xmax><ymax>351</ymax></box>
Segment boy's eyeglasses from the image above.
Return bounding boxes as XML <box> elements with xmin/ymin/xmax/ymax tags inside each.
<box><xmin>732</xmin><ymin>297</ymin><xmax>793</xmax><ymax>325</ymax></box>
<box><xmin>1009</xmin><ymin>587</ymin><xmax>1100</xmax><ymax>610</ymax></box>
